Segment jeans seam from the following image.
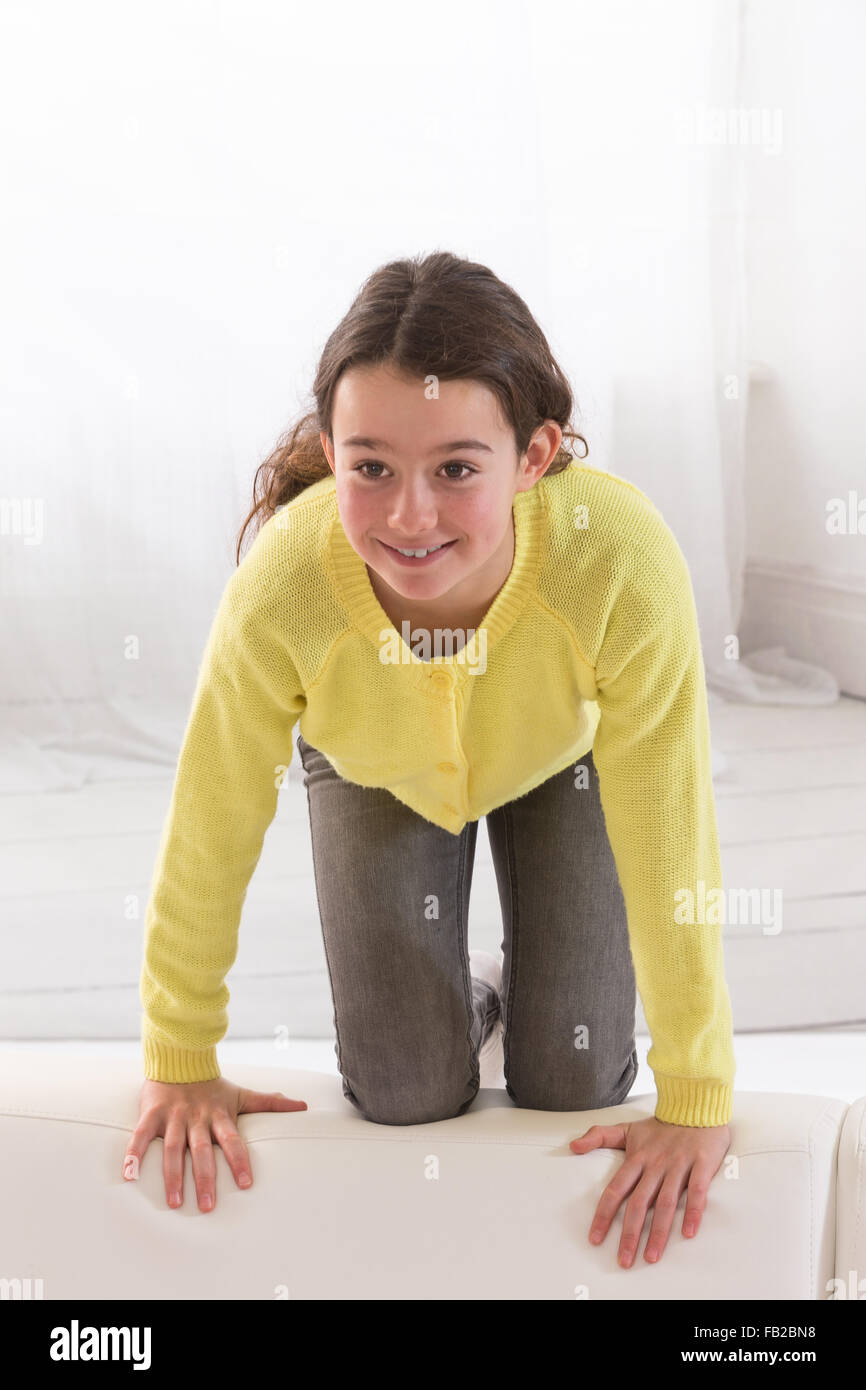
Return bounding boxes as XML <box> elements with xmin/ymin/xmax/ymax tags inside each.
<box><xmin>299</xmin><ymin>734</ymin><xmax>346</xmax><ymax>1083</ymax></box>
<box><xmin>500</xmin><ymin>801</ymin><xmax>518</xmax><ymax>1089</ymax></box>
<box><xmin>457</xmin><ymin>822</ymin><xmax>481</xmax><ymax>1096</ymax></box>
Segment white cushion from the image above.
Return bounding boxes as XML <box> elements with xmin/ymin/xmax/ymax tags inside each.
<box><xmin>0</xmin><ymin>1053</ymin><xmax>855</xmax><ymax>1300</ymax></box>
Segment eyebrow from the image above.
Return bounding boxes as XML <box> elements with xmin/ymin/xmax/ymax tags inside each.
<box><xmin>341</xmin><ymin>435</ymin><xmax>494</xmax><ymax>454</ymax></box>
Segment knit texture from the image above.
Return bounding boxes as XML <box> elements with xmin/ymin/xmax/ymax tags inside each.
<box><xmin>140</xmin><ymin>462</ymin><xmax>735</xmax><ymax>1125</ymax></box>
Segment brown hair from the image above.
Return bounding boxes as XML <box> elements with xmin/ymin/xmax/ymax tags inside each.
<box><xmin>235</xmin><ymin>250</ymin><xmax>588</xmax><ymax>565</ymax></box>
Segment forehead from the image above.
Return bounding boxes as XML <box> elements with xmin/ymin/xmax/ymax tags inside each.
<box><xmin>332</xmin><ymin>366</ymin><xmax>507</xmax><ymax>446</ymax></box>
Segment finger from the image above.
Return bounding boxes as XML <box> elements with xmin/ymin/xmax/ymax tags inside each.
<box><xmin>644</xmin><ymin>1169</ymin><xmax>691</xmax><ymax>1263</ymax></box>
<box><xmin>122</xmin><ymin>1113</ymin><xmax>160</xmax><ymax>1181</ymax></box>
<box><xmin>588</xmin><ymin>1160</ymin><xmax>643</xmax><ymax>1246</ymax></box>
<box><xmin>236</xmin><ymin>1089</ymin><xmax>308</xmax><ymax>1115</ymax></box>
<box><xmin>618</xmin><ymin>1167</ymin><xmax>666</xmax><ymax>1268</ymax></box>
<box><xmin>162</xmin><ymin>1113</ymin><xmax>187</xmax><ymax>1208</ymax></box>
<box><xmin>211</xmin><ymin>1113</ymin><xmax>254</xmax><ymax>1190</ymax></box>
<box><xmin>570</xmin><ymin>1123</ymin><xmax>628</xmax><ymax>1154</ymax></box>
<box><xmin>683</xmin><ymin>1163</ymin><xmax>713</xmax><ymax>1238</ymax></box>
<box><xmin>188</xmin><ymin>1120</ymin><xmax>217</xmax><ymax>1212</ymax></box>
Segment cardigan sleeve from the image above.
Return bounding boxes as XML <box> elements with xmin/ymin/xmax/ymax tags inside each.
<box><xmin>139</xmin><ymin>574</ymin><xmax>305</xmax><ymax>1084</ymax></box>
<box><xmin>590</xmin><ymin>516</ymin><xmax>735</xmax><ymax>1126</ymax></box>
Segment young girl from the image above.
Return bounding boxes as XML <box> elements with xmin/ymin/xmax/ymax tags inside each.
<box><xmin>124</xmin><ymin>251</ymin><xmax>735</xmax><ymax>1269</ymax></box>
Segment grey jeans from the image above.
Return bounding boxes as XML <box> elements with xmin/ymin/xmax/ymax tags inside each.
<box><xmin>297</xmin><ymin>733</ymin><xmax>639</xmax><ymax>1126</ymax></box>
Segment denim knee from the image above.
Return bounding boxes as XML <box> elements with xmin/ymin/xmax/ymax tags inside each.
<box><xmin>342</xmin><ymin>1073</ymin><xmax>480</xmax><ymax>1127</ymax></box>
<box><xmin>505</xmin><ymin>1048</ymin><xmax>638</xmax><ymax>1113</ymax></box>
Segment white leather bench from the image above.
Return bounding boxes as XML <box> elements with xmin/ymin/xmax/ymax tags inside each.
<box><xmin>1</xmin><ymin>1052</ymin><xmax>863</xmax><ymax>1300</ymax></box>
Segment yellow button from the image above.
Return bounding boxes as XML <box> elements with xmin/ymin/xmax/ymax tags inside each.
<box><xmin>437</xmin><ymin>761</ymin><xmax>458</xmax><ymax>774</ymax></box>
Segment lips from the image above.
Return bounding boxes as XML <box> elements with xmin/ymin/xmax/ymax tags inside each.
<box><xmin>381</xmin><ymin>540</ymin><xmax>456</xmax><ymax>555</ymax></box>
<box><xmin>382</xmin><ymin>541</ymin><xmax>453</xmax><ymax>551</ymax></box>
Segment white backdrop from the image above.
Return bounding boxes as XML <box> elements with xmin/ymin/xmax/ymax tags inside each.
<box><xmin>1</xmin><ymin>0</ymin><xmax>845</xmax><ymax>800</ymax></box>
<box><xmin>3</xmin><ymin>0</ymin><xmax>863</xmax><ymax>1045</ymax></box>
<box><xmin>0</xmin><ymin>0</ymin><xmax>838</xmax><ymax>796</ymax></box>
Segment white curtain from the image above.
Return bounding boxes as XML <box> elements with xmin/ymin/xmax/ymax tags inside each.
<box><xmin>533</xmin><ymin>0</ymin><xmax>838</xmax><ymax>714</ymax></box>
<box><xmin>0</xmin><ymin>0</ymin><xmax>835</xmax><ymax>800</ymax></box>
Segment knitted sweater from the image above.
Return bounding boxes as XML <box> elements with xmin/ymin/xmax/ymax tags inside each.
<box><xmin>140</xmin><ymin>462</ymin><xmax>736</xmax><ymax>1126</ymax></box>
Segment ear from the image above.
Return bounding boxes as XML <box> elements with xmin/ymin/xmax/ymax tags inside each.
<box><xmin>320</xmin><ymin>431</ymin><xmax>336</xmax><ymax>472</ymax></box>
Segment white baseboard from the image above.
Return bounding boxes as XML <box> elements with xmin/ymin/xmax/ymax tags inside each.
<box><xmin>739</xmin><ymin>560</ymin><xmax>866</xmax><ymax>698</ymax></box>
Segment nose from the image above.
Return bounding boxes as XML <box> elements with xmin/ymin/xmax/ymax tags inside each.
<box><xmin>386</xmin><ymin>482</ymin><xmax>439</xmax><ymax>534</ymax></box>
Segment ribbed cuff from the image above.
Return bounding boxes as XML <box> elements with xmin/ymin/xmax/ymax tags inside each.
<box><xmin>142</xmin><ymin>1036</ymin><xmax>221</xmax><ymax>1084</ymax></box>
<box><xmin>654</xmin><ymin>1075</ymin><xmax>733</xmax><ymax>1127</ymax></box>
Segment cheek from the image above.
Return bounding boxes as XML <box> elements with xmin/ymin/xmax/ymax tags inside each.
<box><xmin>458</xmin><ymin>497</ymin><xmax>507</xmax><ymax>546</ymax></box>
<box><xmin>448</xmin><ymin>492</ymin><xmax>497</xmax><ymax>530</ymax></box>
<box><xmin>337</xmin><ymin>487</ymin><xmax>376</xmax><ymax>539</ymax></box>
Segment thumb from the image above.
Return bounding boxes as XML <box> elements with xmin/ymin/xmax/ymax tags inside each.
<box><xmin>236</xmin><ymin>1089</ymin><xmax>308</xmax><ymax>1114</ymax></box>
<box><xmin>569</xmin><ymin>1123</ymin><xmax>628</xmax><ymax>1153</ymax></box>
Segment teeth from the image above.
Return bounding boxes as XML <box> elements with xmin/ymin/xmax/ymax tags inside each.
<box><xmin>395</xmin><ymin>543</ymin><xmax>447</xmax><ymax>557</ymax></box>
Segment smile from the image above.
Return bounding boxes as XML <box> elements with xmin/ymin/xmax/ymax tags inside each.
<box><xmin>379</xmin><ymin>539</ymin><xmax>458</xmax><ymax>564</ymax></box>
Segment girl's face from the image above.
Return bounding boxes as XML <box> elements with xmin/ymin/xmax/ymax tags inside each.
<box><xmin>321</xmin><ymin>363</ymin><xmax>560</xmax><ymax>615</ymax></box>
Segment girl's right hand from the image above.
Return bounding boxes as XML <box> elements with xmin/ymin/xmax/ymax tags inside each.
<box><xmin>122</xmin><ymin>1076</ymin><xmax>308</xmax><ymax>1212</ymax></box>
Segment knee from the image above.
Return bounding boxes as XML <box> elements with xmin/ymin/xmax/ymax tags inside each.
<box><xmin>505</xmin><ymin>1052</ymin><xmax>638</xmax><ymax>1113</ymax></box>
<box><xmin>506</xmin><ymin>1080</ymin><xmax>615</xmax><ymax>1112</ymax></box>
<box><xmin>345</xmin><ymin>1076</ymin><xmax>479</xmax><ymax>1127</ymax></box>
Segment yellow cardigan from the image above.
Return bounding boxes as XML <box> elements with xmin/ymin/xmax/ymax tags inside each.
<box><xmin>140</xmin><ymin>462</ymin><xmax>735</xmax><ymax>1126</ymax></box>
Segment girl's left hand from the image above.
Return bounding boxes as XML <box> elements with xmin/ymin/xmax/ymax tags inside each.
<box><xmin>569</xmin><ymin>1116</ymin><xmax>732</xmax><ymax>1267</ymax></box>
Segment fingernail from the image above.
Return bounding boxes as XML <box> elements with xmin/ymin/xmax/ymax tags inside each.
<box><xmin>238</xmin><ymin>1173</ymin><xmax>252</xmax><ymax>1188</ymax></box>
<box><xmin>200</xmin><ymin>1194</ymin><xmax>213</xmax><ymax>1211</ymax></box>
<box><xmin>168</xmin><ymin>1191</ymin><xmax>181</xmax><ymax>1207</ymax></box>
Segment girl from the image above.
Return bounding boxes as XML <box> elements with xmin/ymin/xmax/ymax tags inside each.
<box><xmin>125</xmin><ymin>251</ymin><xmax>735</xmax><ymax>1270</ymax></box>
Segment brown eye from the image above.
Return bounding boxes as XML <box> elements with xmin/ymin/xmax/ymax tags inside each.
<box><xmin>441</xmin><ymin>463</ymin><xmax>476</xmax><ymax>480</ymax></box>
<box><xmin>352</xmin><ymin>460</ymin><xmax>477</xmax><ymax>480</ymax></box>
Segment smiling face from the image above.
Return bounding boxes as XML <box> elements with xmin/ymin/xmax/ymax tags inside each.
<box><xmin>320</xmin><ymin>362</ymin><xmax>561</xmax><ymax>623</ymax></box>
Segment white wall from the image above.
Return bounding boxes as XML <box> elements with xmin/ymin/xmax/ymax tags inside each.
<box><xmin>741</xmin><ymin>0</ymin><xmax>866</xmax><ymax>692</ymax></box>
